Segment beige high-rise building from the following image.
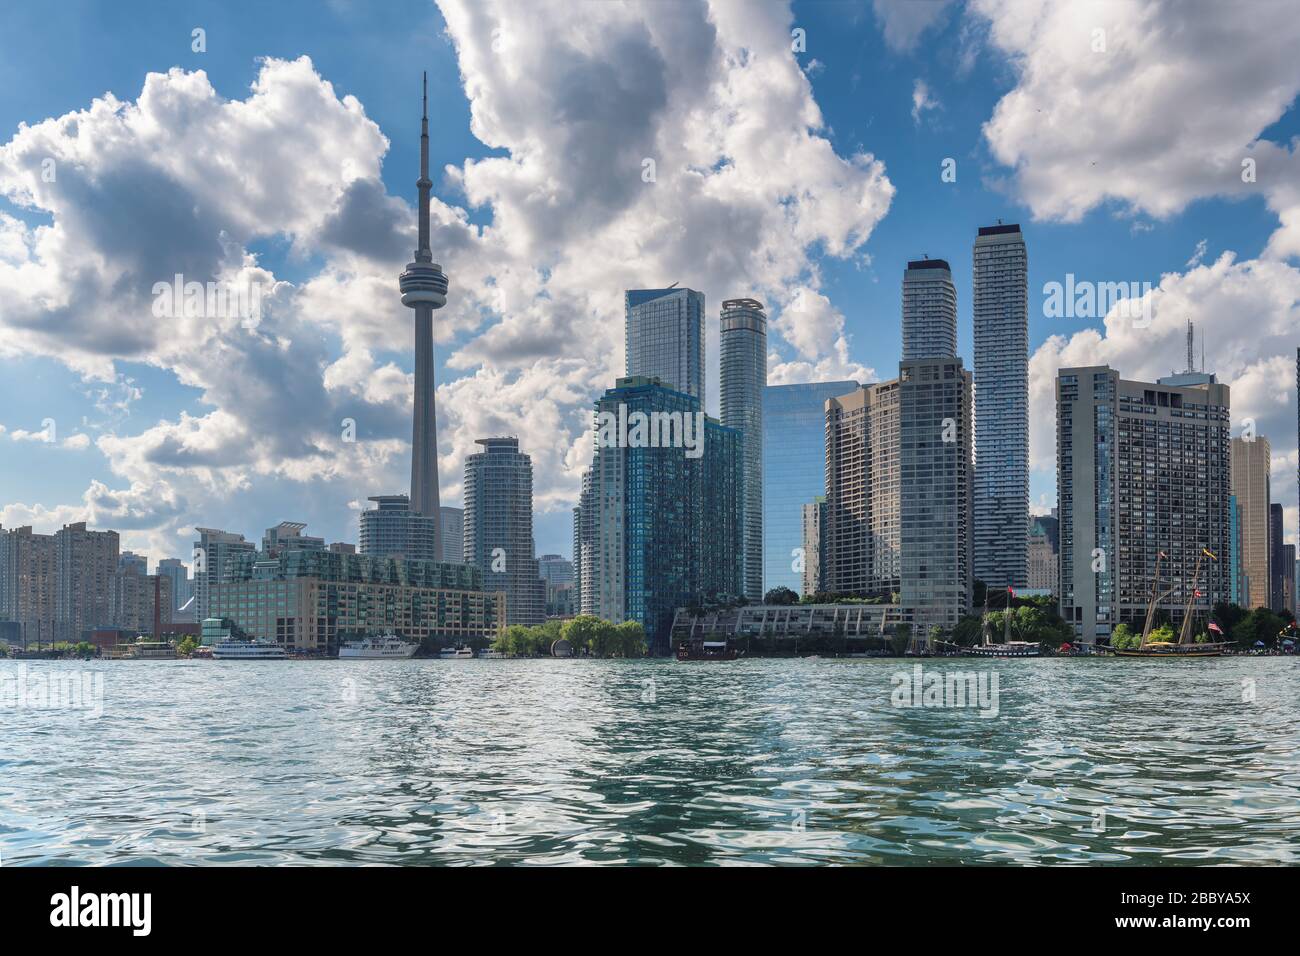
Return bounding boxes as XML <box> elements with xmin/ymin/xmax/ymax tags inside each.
<box><xmin>54</xmin><ymin>522</ymin><xmax>119</xmax><ymax>642</ymax></box>
<box><xmin>801</xmin><ymin>498</ymin><xmax>824</xmax><ymax>595</ymax></box>
<box><xmin>1230</xmin><ymin>435</ymin><xmax>1271</xmax><ymax>609</ymax></box>
<box><xmin>0</xmin><ymin>524</ymin><xmax>57</xmax><ymax>645</ymax></box>
<box><xmin>1027</xmin><ymin>532</ymin><xmax>1058</xmax><ymax>593</ymax></box>
<box><xmin>110</xmin><ymin>570</ymin><xmax>173</xmax><ymax>635</ymax></box>
<box><xmin>823</xmin><ymin>360</ymin><xmax>973</xmax><ymax>634</ymax></box>
<box><xmin>824</xmin><ymin>381</ymin><xmax>900</xmax><ymax>598</ymax></box>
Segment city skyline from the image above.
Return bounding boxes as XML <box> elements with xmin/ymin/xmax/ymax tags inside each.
<box><xmin>2</xmin><ymin>0</ymin><xmax>1299</xmax><ymax>572</ymax></box>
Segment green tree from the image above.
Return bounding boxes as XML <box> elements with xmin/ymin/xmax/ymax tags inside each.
<box><xmin>498</xmin><ymin>624</ymin><xmax>537</xmax><ymax>656</ymax></box>
<box><xmin>764</xmin><ymin>586</ymin><xmax>798</xmax><ymax>606</ymax></box>
<box><xmin>612</xmin><ymin>621</ymin><xmax>646</xmax><ymax>657</ymax></box>
<box><xmin>176</xmin><ymin>636</ymin><xmax>198</xmax><ymax>658</ymax></box>
<box><xmin>1148</xmin><ymin>623</ymin><xmax>1177</xmax><ymax>644</ymax></box>
<box><xmin>560</xmin><ymin>615</ymin><xmax>607</xmax><ymax>655</ymax></box>
<box><xmin>1110</xmin><ymin>623</ymin><xmax>1138</xmax><ymax>650</ymax></box>
<box><xmin>1232</xmin><ymin>608</ymin><xmax>1286</xmax><ymax>650</ymax></box>
<box><xmin>889</xmin><ymin>624</ymin><xmax>912</xmax><ymax>656</ymax></box>
<box><xmin>1213</xmin><ymin>602</ymin><xmax>1247</xmax><ymax>635</ymax></box>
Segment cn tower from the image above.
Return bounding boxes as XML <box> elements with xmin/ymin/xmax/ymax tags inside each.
<box><xmin>399</xmin><ymin>72</ymin><xmax>449</xmax><ymax>558</ymax></box>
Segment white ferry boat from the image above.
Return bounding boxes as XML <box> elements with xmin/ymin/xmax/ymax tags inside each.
<box><xmin>338</xmin><ymin>635</ymin><xmax>419</xmax><ymax>659</ymax></box>
<box><xmin>212</xmin><ymin>639</ymin><xmax>287</xmax><ymax>660</ymax></box>
<box><xmin>478</xmin><ymin>647</ymin><xmax>505</xmax><ymax>659</ymax></box>
<box><xmin>439</xmin><ymin>645</ymin><xmax>475</xmax><ymax>659</ymax></box>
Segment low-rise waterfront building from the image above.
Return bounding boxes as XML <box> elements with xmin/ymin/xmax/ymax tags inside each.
<box><xmin>209</xmin><ymin>547</ymin><xmax>502</xmax><ymax>654</ymax></box>
<box><xmin>670</xmin><ymin>603</ymin><xmax>915</xmax><ymax>645</ymax></box>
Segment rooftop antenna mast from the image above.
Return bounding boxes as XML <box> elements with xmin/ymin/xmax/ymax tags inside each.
<box><xmin>1186</xmin><ymin>319</ymin><xmax>1195</xmax><ymax>373</ymax></box>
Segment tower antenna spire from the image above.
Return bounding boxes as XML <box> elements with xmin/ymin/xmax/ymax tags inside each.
<box><xmin>400</xmin><ymin>70</ymin><xmax>449</xmax><ymax>538</ymax></box>
<box><xmin>416</xmin><ymin>71</ymin><xmax>431</xmax><ymax>262</ymax></box>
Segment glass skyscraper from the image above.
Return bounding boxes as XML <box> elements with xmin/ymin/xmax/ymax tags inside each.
<box><xmin>972</xmin><ymin>223</ymin><xmax>1029</xmax><ymax>591</ymax></box>
<box><xmin>625</xmin><ymin>288</ymin><xmax>706</xmax><ymax>400</ymax></box>
<box><xmin>703</xmin><ymin>417</ymin><xmax>744</xmax><ymax>607</ymax></box>
<box><xmin>575</xmin><ymin>376</ymin><xmax>741</xmax><ymax>654</ymax></box>
<box><xmin>720</xmin><ymin>298</ymin><xmax>766</xmax><ymax>601</ymax></box>
<box><xmin>762</xmin><ymin>381</ymin><xmax>858</xmax><ymax>595</ymax></box>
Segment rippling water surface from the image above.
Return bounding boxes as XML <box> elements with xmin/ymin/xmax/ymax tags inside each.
<box><xmin>1</xmin><ymin>657</ymin><xmax>1298</xmax><ymax>865</ymax></box>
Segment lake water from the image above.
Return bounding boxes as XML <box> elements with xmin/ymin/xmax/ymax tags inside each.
<box><xmin>1</xmin><ymin>657</ymin><xmax>1297</xmax><ymax>866</ymax></box>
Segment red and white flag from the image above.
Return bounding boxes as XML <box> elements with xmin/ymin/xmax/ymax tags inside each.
<box><xmin>1208</xmin><ymin>621</ymin><xmax>1223</xmax><ymax>635</ymax></box>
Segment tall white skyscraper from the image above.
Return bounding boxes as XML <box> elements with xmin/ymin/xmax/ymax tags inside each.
<box><xmin>720</xmin><ymin>297</ymin><xmax>766</xmax><ymax>601</ymax></box>
<box><xmin>972</xmin><ymin>223</ymin><xmax>1029</xmax><ymax>590</ymax></box>
<box><xmin>625</xmin><ymin>287</ymin><xmax>706</xmax><ymax>400</ymax></box>
<box><xmin>902</xmin><ymin>258</ymin><xmax>957</xmax><ymax>359</ymax></box>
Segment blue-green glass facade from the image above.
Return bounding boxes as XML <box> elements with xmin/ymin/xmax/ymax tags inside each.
<box><xmin>579</xmin><ymin>376</ymin><xmax>742</xmax><ymax>654</ymax></box>
<box><xmin>703</xmin><ymin>417</ymin><xmax>744</xmax><ymax>606</ymax></box>
<box><xmin>762</xmin><ymin>381</ymin><xmax>859</xmax><ymax>595</ymax></box>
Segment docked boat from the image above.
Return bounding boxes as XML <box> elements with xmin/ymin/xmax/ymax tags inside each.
<box><xmin>129</xmin><ymin>640</ymin><xmax>177</xmax><ymax>660</ymax></box>
<box><xmin>1111</xmin><ymin>641</ymin><xmax>1229</xmax><ymax>658</ymax></box>
<box><xmin>338</xmin><ymin>634</ymin><xmax>419</xmax><ymax>659</ymax></box>
<box><xmin>439</xmin><ymin>644</ymin><xmax>475</xmax><ymax>659</ymax></box>
<box><xmin>478</xmin><ymin>647</ymin><xmax>505</xmax><ymax>659</ymax></box>
<box><xmin>963</xmin><ymin>641</ymin><xmax>1040</xmax><ymax>658</ymax></box>
<box><xmin>1111</xmin><ymin>548</ymin><xmax>1228</xmax><ymax>658</ymax></box>
<box><xmin>676</xmin><ymin>639</ymin><xmax>738</xmax><ymax>661</ymax></box>
<box><xmin>959</xmin><ymin>588</ymin><xmax>1040</xmax><ymax>658</ymax></box>
<box><xmin>212</xmin><ymin>639</ymin><xmax>287</xmax><ymax>660</ymax></box>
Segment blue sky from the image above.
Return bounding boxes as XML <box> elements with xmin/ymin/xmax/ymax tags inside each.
<box><xmin>1</xmin><ymin>0</ymin><xmax>1297</xmax><ymax>566</ymax></box>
